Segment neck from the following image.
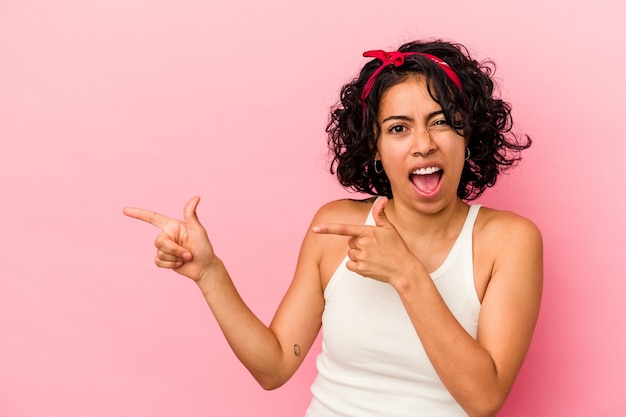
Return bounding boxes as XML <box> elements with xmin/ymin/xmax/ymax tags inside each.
<box><xmin>385</xmin><ymin>197</ymin><xmax>469</xmax><ymax>240</ymax></box>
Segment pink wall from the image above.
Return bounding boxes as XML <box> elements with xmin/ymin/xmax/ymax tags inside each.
<box><xmin>1</xmin><ymin>0</ymin><xmax>625</xmax><ymax>415</ymax></box>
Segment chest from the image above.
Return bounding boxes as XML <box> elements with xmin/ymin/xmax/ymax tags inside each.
<box><xmin>322</xmin><ymin>269</ymin><xmax>434</xmax><ymax>378</ymax></box>
<box><xmin>321</xmin><ymin>254</ymin><xmax>481</xmax><ymax>379</ymax></box>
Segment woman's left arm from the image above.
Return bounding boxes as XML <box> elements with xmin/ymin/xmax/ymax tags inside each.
<box><xmin>395</xmin><ymin>211</ymin><xmax>543</xmax><ymax>417</ymax></box>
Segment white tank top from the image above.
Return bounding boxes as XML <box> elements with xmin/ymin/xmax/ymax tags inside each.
<box><xmin>306</xmin><ymin>202</ymin><xmax>482</xmax><ymax>417</ymax></box>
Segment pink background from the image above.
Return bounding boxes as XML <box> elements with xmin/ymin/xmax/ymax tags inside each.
<box><xmin>1</xmin><ymin>0</ymin><xmax>625</xmax><ymax>415</ymax></box>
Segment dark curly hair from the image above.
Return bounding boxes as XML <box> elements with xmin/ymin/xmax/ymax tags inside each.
<box><xmin>327</xmin><ymin>39</ymin><xmax>531</xmax><ymax>200</ymax></box>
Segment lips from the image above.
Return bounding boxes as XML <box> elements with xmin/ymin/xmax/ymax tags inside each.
<box><xmin>410</xmin><ymin>166</ymin><xmax>442</xmax><ymax>195</ymax></box>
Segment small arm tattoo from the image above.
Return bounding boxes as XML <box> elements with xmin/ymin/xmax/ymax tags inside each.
<box><xmin>293</xmin><ymin>344</ymin><xmax>301</xmax><ymax>357</ymax></box>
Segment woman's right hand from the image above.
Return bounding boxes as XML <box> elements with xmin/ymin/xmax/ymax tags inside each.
<box><xmin>123</xmin><ymin>196</ymin><xmax>218</xmax><ymax>282</ymax></box>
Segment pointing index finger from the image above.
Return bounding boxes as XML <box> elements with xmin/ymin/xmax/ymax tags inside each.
<box><xmin>312</xmin><ymin>223</ymin><xmax>366</xmax><ymax>237</ymax></box>
<box><xmin>123</xmin><ymin>207</ymin><xmax>172</xmax><ymax>230</ymax></box>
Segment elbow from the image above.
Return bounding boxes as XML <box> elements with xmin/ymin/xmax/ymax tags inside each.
<box><xmin>254</xmin><ymin>374</ymin><xmax>289</xmax><ymax>391</ymax></box>
<box><xmin>247</xmin><ymin>352</ymin><xmax>296</xmax><ymax>390</ymax></box>
<box><xmin>261</xmin><ymin>384</ymin><xmax>282</xmax><ymax>391</ymax></box>
<box><xmin>258</xmin><ymin>380</ymin><xmax>284</xmax><ymax>391</ymax></box>
<box><xmin>465</xmin><ymin>394</ymin><xmax>506</xmax><ymax>417</ymax></box>
<box><xmin>467</xmin><ymin>409</ymin><xmax>500</xmax><ymax>417</ymax></box>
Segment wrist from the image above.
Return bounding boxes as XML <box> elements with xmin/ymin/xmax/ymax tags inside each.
<box><xmin>389</xmin><ymin>257</ymin><xmax>428</xmax><ymax>294</ymax></box>
<box><xmin>195</xmin><ymin>257</ymin><xmax>226</xmax><ymax>293</ymax></box>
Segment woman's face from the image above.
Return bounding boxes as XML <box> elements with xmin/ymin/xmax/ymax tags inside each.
<box><xmin>376</xmin><ymin>75</ymin><xmax>466</xmax><ymax>213</ymax></box>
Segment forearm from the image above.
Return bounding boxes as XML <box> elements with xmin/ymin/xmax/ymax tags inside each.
<box><xmin>392</xmin><ymin>271</ymin><xmax>508</xmax><ymax>417</ymax></box>
<box><xmin>195</xmin><ymin>259</ymin><xmax>290</xmax><ymax>389</ymax></box>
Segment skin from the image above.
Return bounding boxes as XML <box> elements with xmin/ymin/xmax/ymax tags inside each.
<box><xmin>124</xmin><ymin>76</ymin><xmax>542</xmax><ymax>417</ymax></box>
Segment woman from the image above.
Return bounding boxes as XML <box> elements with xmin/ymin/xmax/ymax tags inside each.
<box><xmin>124</xmin><ymin>39</ymin><xmax>542</xmax><ymax>417</ymax></box>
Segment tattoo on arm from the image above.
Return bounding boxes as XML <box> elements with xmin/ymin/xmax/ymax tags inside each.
<box><xmin>293</xmin><ymin>344</ymin><xmax>301</xmax><ymax>357</ymax></box>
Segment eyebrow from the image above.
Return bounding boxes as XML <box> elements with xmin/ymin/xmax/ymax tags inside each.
<box><xmin>381</xmin><ymin>110</ymin><xmax>444</xmax><ymax>124</ymax></box>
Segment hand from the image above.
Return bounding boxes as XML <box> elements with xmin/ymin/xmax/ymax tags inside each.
<box><xmin>312</xmin><ymin>197</ymin><xmax>418</xmax><ymax>283</ymax></box>
<box><xmin>123</xmin><ymin>196</ymin><xmax>217</xmax><ymax>281</ymax></box>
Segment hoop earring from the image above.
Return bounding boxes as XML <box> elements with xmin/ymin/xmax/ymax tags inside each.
<box><xmin>465</xmin><ymin>147</ymin><xmax>471</xmax><ymax>161</ymax></box>
<box><xmin>374</xmin><ymin>159</ymin><xmax>384</xmax><ymax>174</ymax></box>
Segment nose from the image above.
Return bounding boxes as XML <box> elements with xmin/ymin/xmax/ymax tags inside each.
<box><xmin>411</xmin><ymin>128</ymin><xmax>437</xmax><ymax>157</ymax></box>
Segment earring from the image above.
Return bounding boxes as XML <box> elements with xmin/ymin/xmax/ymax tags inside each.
<box><xmin>374</xmin><ymin>159</ymin><xmax>384</xmax><ymax>174</ymax></box>
<box><xmin>465</xmin><ymin>147</ymin><xmax>471</xmax><ymax>161</ymax></box>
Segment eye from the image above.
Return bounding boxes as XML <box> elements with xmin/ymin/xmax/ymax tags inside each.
<box><xmin>389</xmin><ymin>124</ymin><xmax>406</xmax><ymax>134</ymax></box>
<box><xmin>429</xmin><ymin>118</ymin><xmax>451</xmax><ymax>132</ymax></box>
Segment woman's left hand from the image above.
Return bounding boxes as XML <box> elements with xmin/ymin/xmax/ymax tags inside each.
<box><xmin>312</xmin><ymin>197</ymin><xmax>420</xmax><ymax>283</ymax></box>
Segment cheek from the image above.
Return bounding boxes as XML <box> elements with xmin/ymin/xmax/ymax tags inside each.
<box><xmin>378</xmin><ymin>153</ymin><xmax>407</xmax><ymax>183</ymax></box>
<box><xmin>379</xmin><ymin>153</ymin><xmax>409</xmax><ymax>179</ymax></box>
<box><xmin>377</xmin><ymin>142</ymin><xmax>400</xmax><ymax>163</ymax></box>
<box><xmin>445</xmin><ymin>135</ymin><xmax>467</xmax><ymax>161</ymax></box>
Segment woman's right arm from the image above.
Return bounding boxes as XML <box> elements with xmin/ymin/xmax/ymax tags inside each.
<box><xmin>123</xmin><ymin>196</ymin><xmax>327</xmax><ymax>389</ymax></box>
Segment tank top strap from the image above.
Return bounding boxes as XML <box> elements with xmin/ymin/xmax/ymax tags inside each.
<box><xmin>427</xmin><ymin>204</ymin><xmax>481</xmax><ymax>280</ymax></box>
<box><xmin>363</xmin><ymin>197</ymin><xmax>384</xmax><ymax>226</ymax></box>
<box><xmin>459</xmin><ymin>204</ymin><xmax>481</xmax><ymax>241</ymax></box>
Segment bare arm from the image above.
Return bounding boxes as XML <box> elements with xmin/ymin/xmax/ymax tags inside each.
<box><xmin>313</xmin><ymin>198</ymin><xmax>543</xmax><ymax>417</ymax></box>
<box><xmin>123</xmin><ymin>197</ymin><xmax>325</xmax><ymax>389</ymax></box>
<box><xmin>393</xmin><ymin>214</ymin><xmax>542</xmax><ymax>417</ymax></box>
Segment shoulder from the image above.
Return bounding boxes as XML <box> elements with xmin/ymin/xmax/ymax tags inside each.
<box><xmin>472</xmin><ymin>207</ymin><xmax>543</xmax><ymax>324</ymax></box>
<box><xmin>474</xmin><ymin>207</ymin><xmax>543</xmax><ymax>280</ymax></box>
<box><xmin>311</xmin><ymin>197</ymin><xmax>377</xmax><ymax>226</ymax></box>
<box><xmin>475</xmin><ymin>206</ymin><xmax>543</xmax><ymax>250</ymax></box>
<box><xmin>305</xmin><ymin>198</ymin><xmax>377</xmax><ymax>287</ymax></box>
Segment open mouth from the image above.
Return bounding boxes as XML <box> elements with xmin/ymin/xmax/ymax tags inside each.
<box><xmin>410</xmin><ymin>167</ymin><xmax>443</xmax><ymax>194</ymax></box>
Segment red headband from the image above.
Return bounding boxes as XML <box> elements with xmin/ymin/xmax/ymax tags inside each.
<box><xmin>360</xmin><ymin>50</ymin><xmax>463</xmax><ymax>106</ymax></box>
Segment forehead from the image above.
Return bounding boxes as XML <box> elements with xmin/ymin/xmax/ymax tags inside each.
<box><xmin>378</xmin><ymin>74</ymin><xmax>440</xmax><ymax>117</ymax></box>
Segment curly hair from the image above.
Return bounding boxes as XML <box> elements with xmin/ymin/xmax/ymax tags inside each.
<box><xmin>327</xmin><ymin>39</ymin><xmax>531</xmax><ymax>200</ymax></box>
